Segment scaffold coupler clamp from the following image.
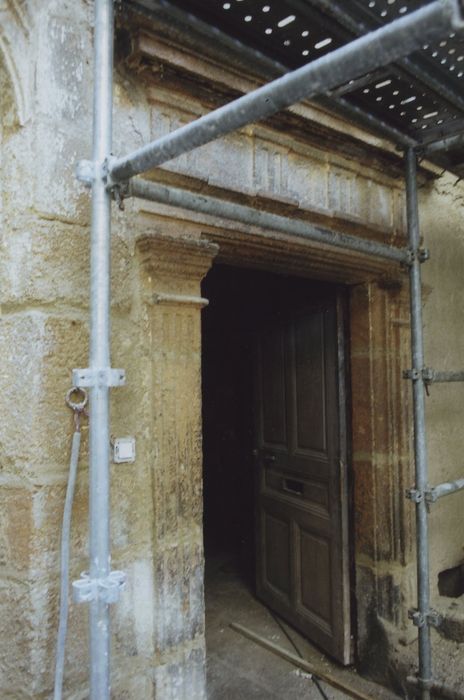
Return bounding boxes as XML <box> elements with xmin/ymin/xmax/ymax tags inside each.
<box><xmin>413</xmin><ymin>674</ymin><xmax>435</xmax><ymax>692</ymax></box>
<box><xmin>406</xmin><ymin>247</ymin><xmax>430</xmax><ymax>265</ymax></box>
<box><xmin>403</xmin><ymin>367</ymin><xmax>433</xmax><ymax>395</ymax></box>
<box><xmin>408</xmin><ymin>608</ymin><xmax>443</xmax><ymax>629</ymax></box>
<box><xmin>104</xmin><ymin>156</ymin><xmax>130</xmax><ymax>210</ymax></box>
<box><xmin>424</xmin><ymin>487</ymin><xmax>439</xmax><ymax>504</ymax></box>
<box><xmin>418</xmin><ymin>247</ymin><xmax>430</xmax><ymax>263</ymax></box>
<box><xmin>406</xmin><ymin>488</ymin><xmax>424</xmax><ymax>504</ymax></box>
<box><xmin>403</xmin><ymin>368</ymin><xmax>422</xmax><ymax>382</ymax></box>
<box><xmin>406</xmin><ymin>486</ymin><xmax>437</xmax><ymax>512</ymax></box>
<box><xmin>72</xmin><ymin>570</ymin><xmax>127</xmax><ymax>605</ymax></box>
<box><xmin>76</xmin><ymin>157</ymin><xmax>129</xmax><ymax>210</ymax></box>
<box><xmin>72</xmin><ymin>367</ymin><xmax>126</xmax><ymax>388</ymax></box>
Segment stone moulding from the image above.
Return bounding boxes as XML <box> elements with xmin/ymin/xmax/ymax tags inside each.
<box><xmin>136</xmin><ymin>232</ymin><xmax>219</xmax><ymax>283</ymax></box>
<box><xmin>152</xmin><ymin>292</ymin><xmax>209</xmax><ymax>308</ymax></box>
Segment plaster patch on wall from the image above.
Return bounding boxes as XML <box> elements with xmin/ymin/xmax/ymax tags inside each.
<box><xmin>119</xmin><ymin>558</ymin><xmax>156</xmax><ymax>656</ymax></box>
<box><xmin>153</xmin><ymin>646</ymin><xmax>206</xmax><ymax>700</ymax></box>
<box><xmin>40</xmin><ymin>15</ymin><xmax>87</xmax><ymax>121</ymax></box>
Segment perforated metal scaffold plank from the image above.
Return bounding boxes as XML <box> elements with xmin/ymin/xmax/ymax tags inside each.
<box><xmin>134</xmin><ymin>0</ymin><xmax>464</xmax><ymax>173</ymax></box>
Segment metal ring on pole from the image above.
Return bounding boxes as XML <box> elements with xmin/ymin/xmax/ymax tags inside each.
<box><xmin>65</xmin><ymin>387</ymin><xmax>88</xmax><ymax>413</ymax></box>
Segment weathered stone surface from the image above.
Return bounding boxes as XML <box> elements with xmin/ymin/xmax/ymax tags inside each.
<box><xmin>439</xmin><ymin>596</ymin><xmax>464</xmax><ymax>644</ymax></box>
<box><xmin>153</xmin><ymin>646</ymin><xmax>206</xmax><ymax>700</ymax></box>
<box><xmin>0</xmin><ymin>313</ymin><xmax>88</xmax><ymax>477</ymax></box>
<box><xmin>0</xmin><ymin>577</ymin><xmax>35</xmax><ymax>698</ymax></box>
<box><xmin>0</xmin><ymin>486</ymin><xmax>33</xmax><ymax>573</ymax></box>
<box><xmin>136</xmin><ymin>233</ymin><xmax>217</xmax><ymax>689</ymax></box>
<box><xmin>146</xmin><ymin>95</ymin><xmax>404</xmax><ymax>236</ymax></box>
<box><xmin>350</xmin><ymin>283</ymin><xmax>413</xmax><ymax>566</ymax></box>
<box><xmin>420</xmin><ymin>173</ymin><xmax>464</xmax><ymax>594</ymax></box>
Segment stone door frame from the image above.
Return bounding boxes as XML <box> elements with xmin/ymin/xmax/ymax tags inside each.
<box><xmin>136</xmin><ymin>226</ymin><xmax>414</xmax><ymax>694</ymax></box>
<box><xmin>202</xmin><ymin>228</ymin><xmax>415</xmax><ymax>672</ymax></box>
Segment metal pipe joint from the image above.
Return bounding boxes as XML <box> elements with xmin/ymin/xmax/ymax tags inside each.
<box><xmin>72</xmin><ymin>367</ymin><xmax>126</xmax><ymax>388</ymax></box>
<box><xmin>73</xmin><ymin>571</ymin><xmax>127</xmax><ymax>605</ymax></box>
<box><xmin>408</xmin><ymin>608</ymin><xmax>443</xmax><ymax>629</ymax></box>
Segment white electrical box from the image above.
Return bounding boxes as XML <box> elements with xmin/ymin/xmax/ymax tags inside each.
<box><xmin>113</xmin><ymin>437</ymin><xmax>136</xmax><ymax>464</ymax></box>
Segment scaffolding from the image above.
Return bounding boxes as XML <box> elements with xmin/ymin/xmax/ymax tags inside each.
<box><xmin>71</xmin><ymin>1</ymin><xmax>464</xmax><ymax>698</ymax></box>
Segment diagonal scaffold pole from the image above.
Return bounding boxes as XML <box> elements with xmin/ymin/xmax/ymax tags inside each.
<box><xmin>108</xmin><ymin>0</ymin><xmax>464</xmax><ymax>182</ymax></box>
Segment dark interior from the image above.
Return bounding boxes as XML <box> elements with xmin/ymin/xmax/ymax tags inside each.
<box><xmin>201</xmin><ymin>263</ymin><xmax>339</xmax><ymax>586</ymax></box>
<box><xmin>201</xmin><ymin>264</ymin><xmax>256</xmax><ymax>585</ymax></box>
<box><xmin>438</xmin><ymin>563</ymin><xmax>464</xmax><ymax>598</ymax></box>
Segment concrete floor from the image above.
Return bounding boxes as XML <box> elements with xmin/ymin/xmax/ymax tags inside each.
<box><xmin>205</xmin><ymin>554</ymin><xmax>401</xmax><ymax>700</ymax></box>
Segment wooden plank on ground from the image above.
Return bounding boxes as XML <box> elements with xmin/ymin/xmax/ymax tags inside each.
<box><xmin>230</xmin><ymin>622</ymin><xmax>375</xmax><ymax>700</ymax></box>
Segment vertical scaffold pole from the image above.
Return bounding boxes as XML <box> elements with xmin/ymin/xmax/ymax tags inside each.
<box><xmin>405</xmin><ymin>148</ymin><xmax>432</xmax><ymax>700</ymax></box>
<box><xmin>71</xmin><ymin>1</ymin><xmax>125</xmax><ymax>698</ymax></box>
<box><xmin>89</xmin><ymin>0</ymin><xmax>114</xmax><ymax>697</ymax></box>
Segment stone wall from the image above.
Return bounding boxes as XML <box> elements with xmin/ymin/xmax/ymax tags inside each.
<box><xmin>1</xmin><ymin>1</ymin><xmax>463</xmax><ymax>698</ymax></box>
<box><xmin>0</xmin><ymin>3</ymin><xmax>94</xmax><ymax>697</ymax></box>
<box><xmin>419</xmin><ymin>175</ymin><xmax>464</xmax><ymax>681</ymax></box>
<box><xmin>420</xmin><ymin>174</ymin><xmax>464</xmax><ymax>588</ymax></box>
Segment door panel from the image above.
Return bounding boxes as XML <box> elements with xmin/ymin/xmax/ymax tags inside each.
<box><xmin>254</xmin><ymin>293</ymin><xmax>352</xmax><ymax>665</ymax></box>
<box><xmin>260</xmin><ymin>327</ymin><xmax>287</xmax><ymax>447</ymax></box>
<box><xmin>293</xmin><ymin>312</ymin><xmax>326</xmax><ymax>453</ymax></box>
<box><xmin>263</xmin><ymin>510</ymin><xmax>291</xmax><ymax>599</ymax></box>
<box><xmin>299</xmin><ymin>529</ymin><xmax>332</xmax><ymax>626</ymax></box>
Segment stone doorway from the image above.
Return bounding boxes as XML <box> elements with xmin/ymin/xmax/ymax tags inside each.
<box><xmin>136</xmin><ymin>230</ymin><xmax>413</xmax><ymax>695</ymax></box>
<box><xmin>199</xmin><ymin>249</ymin><xmax>414</xmax><ymax>688</ymax></box>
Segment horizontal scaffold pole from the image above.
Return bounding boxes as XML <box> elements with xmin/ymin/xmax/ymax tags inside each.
<box><xmin>424</xmin><ymin>369</ymin><xmax>464</xmax><ymax>383</ymax></box>
<box><xmin>109</xmin><ymin>0</ymin><xmax>464</xmax><ymax>182</ymax></box>
<box><xmin>428</xmin><ymin>478</ymin><xmax>464</xmax><ymax>502</ymax></box>
<box><xmin>129</xmin><ymin>178</ymin><xmax>409</xmax><ymax>264</ymax></box>
<box><xmin>419</xmin><ymin>132</ymin><xmax>464</xmax><ymax>156</ymax></box>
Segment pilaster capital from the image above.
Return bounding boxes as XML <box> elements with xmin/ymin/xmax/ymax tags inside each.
<box><xmin>136</xmin><ymin>233</ymin><xmax>218</xmax><ymax>284</ymax></box>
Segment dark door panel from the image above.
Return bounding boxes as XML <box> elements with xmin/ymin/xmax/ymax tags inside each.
<box><xmin>292</xmin><ymin>311</ymin><xmax>327</xmax><ymax>454</ymax></box>
<box><xmin>263</xmin><ymin>468</ymin><xmax>330</xmax><ymax>514</ymax></box>
<box><xmin>262</xmin><ymin>508</ymin><xmax>292</xmax><ymax>602</ymax></box>
<box><xmin>254</xmin><ymin>292</ymin><xmax>352</xmax><ymax>665</ymax></box>
<box><xmin>259</xmin><ymin>326</ymin><xmax>288</xmax><ymax>448</ymax></box>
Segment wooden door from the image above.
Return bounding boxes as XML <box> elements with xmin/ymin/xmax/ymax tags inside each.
<box><xmin>254</xmin><ymin>292</ymin><xmax>352</xmax><ymax>665</ymax></box>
